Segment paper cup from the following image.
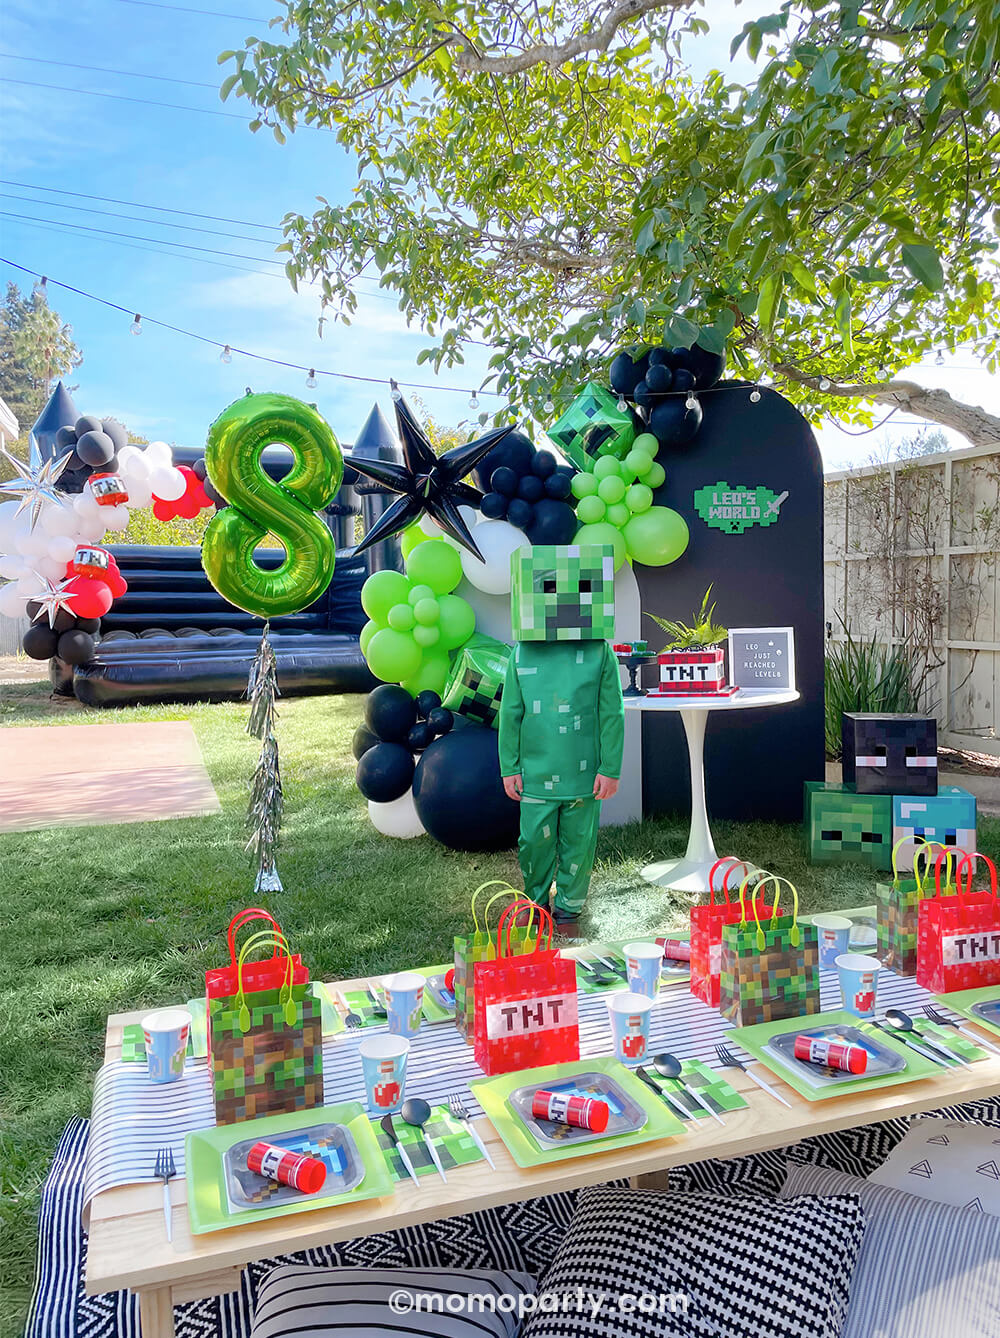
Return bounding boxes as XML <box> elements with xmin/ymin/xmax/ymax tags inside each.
<box><xmin>359</xmin><ymin>1033</ymin><xmax>410</xmax><ymax>1114</ymax></box>
<box><xmin>141</xmin><ymin>1007</ymin><xmax>192</xmax><ymax>1084</ymax></box>
<box><xmin>623</xmin><ymin>941</ymin><xmax>663</xmax><ymax>998</ymax></box>
<box><xmin>607</xmin><ymin>992</ymin><xmax>654</xmax><ymax>1067</ymax></box>
<box><xmin>383</xmin><ymin>971</ymin><xmax>425</xmax><ymax>1038</ymax></box>
<box><xmin>835</xmin><ymin>953</ymin><xmax>882</xmax><ymax>1018</ymax></box>
<box><xmin>813</xmin><ymin>914</ymin><xmax>853</xmax><ymax>970</ymax></box>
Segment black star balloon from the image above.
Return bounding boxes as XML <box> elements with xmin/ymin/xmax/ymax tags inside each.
<box><xmin>349</xmin><ymin>391</ymin><xmax>516</xmax><ymax>561</ymax></box>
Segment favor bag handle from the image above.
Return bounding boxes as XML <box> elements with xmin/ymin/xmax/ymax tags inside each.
<box><xmin>708</xmin><ymin>857</ymin><xmax>755</xmax><ymax>905</ymax></box>
<box><xmin>226</xmin><ymin>907</ymin><xmax>283</xmax><ymax>965</ymax></box>
<box><xmin>751</xmin><ymin>875</ymin><xmax>800</xmax><ymax>949</ymax></box>
<box><xmin>956</xmin><ymin>852</ymin><xmax>999</xmax><ymax>904</ymax></box>
<box><xmin>471</xmin><ymin>880</ymin><xmax>520</xmax><ymax>934</ymax></box>
<box><xmin>736</xmin><ymin>869</ymin><xmax>775</xmax><ymax>924</ymax></box>
<box><xmin>497</xmin><ymin>899</ymin><xmax>553</xmax><ymax>957</ymax></box>
<box><xmin>931</xmin><ymin>846</ymin><xmax>959</xmax><ymax>897</ymax></box>
<box><xmin>234</xmin><ymin>930</ymin><xmax>295</xmax><ymax>1033</ymax></box>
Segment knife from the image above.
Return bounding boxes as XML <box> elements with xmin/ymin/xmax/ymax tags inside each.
<box><xmin>594</xmin><ymin>952</ymin><xmax>627</xmax><ymax>978</ymax></box>
<box><xmin>865</xmin><ymin>1020</ymin><xmax>951</xmax><ymax>1067</ymax></box>
<box><xmin>910</xmin><ymin>1026</ymin><xmax>972</xmax><ymax>1067</ymax></box>
<box><xmin>635</xmin><ymin>1066</ymin><xmax>692</xmax><ymax>1122</ymax></box>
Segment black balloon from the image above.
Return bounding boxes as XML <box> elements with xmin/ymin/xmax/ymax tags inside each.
<box><xmin>352</xmin><ymin>722</ymin><xmax>379</xmax><ymax>760</ymax></box>
<box><xmin>25</xmin><ymin>601</ymin><xmax>76</xmax><ymax>633</ymax></box>
<box><xmin>75</xmin><ymin>414</ymin><xmax>104</xmax><ymax>436</ymax></box>
<box><xmin>407</xmin><ymin>721</ymin><xmax>435</xmax><ymax>752</ymax></box>
<box><xmin>22</xmin><ymin>623</ymin><xmax>59</xmax><ymax>660</ymax></box>
<box><xmin>649</xmin><ymin>395</ymin><xmax>704</xmax><ymax>447</ymax></box>
<box><xmin>633</xmin><ymin>380</ymin><xmax>656</xmax><ymax>410</ymax></box>
<box><xmin>192</xmin><ymin>458</ymin><xmax>208</xmax><ymax>480</ymax></box>
<box><xmin>415</xmin><ymin>690</ymin><xmax>442</xmax><ymax>717</ymax></box>
<box><xmin>517</xmin><ymin>474</ymin><xmax>544</xmax><ymax>503</ymax></box>
<box><xmin>412</xmin><ymin>726</ymin><xmax>519</xmax><ymax>851</ymax></box>
<box><xmin>491</xmin><ymin>466</ymin><xmax>518</xmax><ymax>497</ymax></box>
<box><xmin>76</xmin><ymin>617</ymin><xmax>101</xmax><ymax>633</ymax></box>
<box><xmin>426</xmin><ymin>705</ymin><xmax>453</xmax><ymax>735</ymax></box>
<box><xmin>645</xmin><ymin>363</ymin><xmax>673</xmax><ymax>394</ymax></box>
<box><xmin>364</xmin><ymin>682</ymin><xmax>417</xmax><ymax>742</ymax></box>
<box><xmin>532</xmin><ymin>451</ymin><xmax>557</xmax><ymax>479</ymax></box>
<box><xmin>57</xmin><ymin>629</ymin><xmax>96</xmax><ymax>665</ymax></box>
<box><xmin>608</xmin><ymin>349</ymin><xmax>650</xmax><ymax>397</ymax></box>
<box><xmin>648</xmin><ymin>347</ymin><xmax>673</xmax><ymax>367</ymax></box>
<box><xmin>687</xmin><ymin>342</ymin><xmax>726</xmax><ymax>389</ymax></box>
<box><xmin>507</xmin><ymin>498</ymin><xmax>533</xmax><ymax>530</ymax></box>
<box><xmin>671</xmin><ymin>368</ymin><xmax>695</xmax><ymax>393</ymax></box>
<box><xmin>55</xmin><ymin>425</ymin><xmax>78</xmax><ymax>448</ymax></box>
<box><xmin>544</xmin><ymin>472</ymin><xmax>573</xmax><ymax>501</ymax></box>
<box><xmin>76</xmin><ymin>430</ymin><xmax>115</xmax><ymax>466</ymax></box>
<box><xmin>526</xmin><ymin>498</ymin><xmax>579</xmax><ymax>546</ymax></box>
<box><xmin>356</xmin><ymin>742</ymin><xmax>415</xmax><ymax>803</ymax></box>
<box><xmin>480</xmin><ymin>491</ymin><xmax>507</xmax><ymax>520</ymax></box>
<box><xmin>102</xmin><ymin>419</ymin><xmax>129</xmax><ymax>452</ymax></box>
<box><xmin>472</xmin><ymin>430</ymin><xmax>536</xmax><ymax>492</ymax></box>
<box><xmin>203</xmin><ymin>476</ymin><xmax>225</xmax><ymax>507</ymax></box>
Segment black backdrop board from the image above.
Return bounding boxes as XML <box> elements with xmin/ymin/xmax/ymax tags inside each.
<box><xmin>636</xmin><ymin>384</ymin><xmax>824</xmax><ymax>823</ymax></box>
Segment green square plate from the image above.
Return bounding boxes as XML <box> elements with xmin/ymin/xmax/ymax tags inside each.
<box><xmin>469</xmin><ymin>1056</ymin><xmax>685</xmax><ymax>1168</ymax></box>
<box><xmin>121</xmin><ymin>998</ymin><xmax>208</xmax><ymax>1063</ymax></box>
<box><xmin>185</xmin><ymin>1101</ymin><xmax>394</xmax><ymax>1234</ymax></box>
<box><xmin>728</xmin><ymin>1009</ymin><xmax>943</xmax><ymax>1101</ymax></box>
<box><xmin>336</xmin><ymin>970</ymin><xmax>454</xmax><ymax>1027</ymax></box>
<box><xmin>933</xmin><ymin>987</ymin><xmax>1000</xmax><ymax>1041</ymax></box>
<box><xmin>564</xmin><ymin>936</ymin><xmax>690</xmax><ymax>995</ymax></box>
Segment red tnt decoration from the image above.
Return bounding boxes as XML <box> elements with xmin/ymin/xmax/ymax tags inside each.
<box><xmin>654</xmin><ymin>648</ymin><xmax>727</xmax><ymax>695</ymax></box>
<box><xmin>88</xmin><ymin>472</ymin><xmax>129</xmax><ymax>507</ymax></box>
<box><xmin>917</xmin><ymin>852</ymin><xmax>1000</xmax><ymax>992</ymax></box>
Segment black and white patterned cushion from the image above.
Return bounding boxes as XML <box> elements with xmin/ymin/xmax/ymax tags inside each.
<box><xmin>251</xmin><ymin>1264</ymin><xmax>534</xmax><ymax>1338</ymax></box>
<box><xmin>521</xmin><ymin>1185</ymin><xmax>866</xmax><ymax>1338</ymax></box>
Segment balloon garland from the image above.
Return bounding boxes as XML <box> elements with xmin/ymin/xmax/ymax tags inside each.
<box><xmin>201</xmin><ymin>392</ymin><xmax>343</xmax><ymax>619</ymax></box>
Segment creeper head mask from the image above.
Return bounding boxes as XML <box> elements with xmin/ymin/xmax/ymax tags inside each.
<box><xmin>510</xmin><ymin>544</ymin><xmax>616</xmax><ymax>642</ymax></box>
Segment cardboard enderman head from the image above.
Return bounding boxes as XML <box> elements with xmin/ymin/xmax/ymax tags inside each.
<box><xmin>510</xmin><ymin>544</ymin><xmax>616</xmax><ymax>642</ymax></box>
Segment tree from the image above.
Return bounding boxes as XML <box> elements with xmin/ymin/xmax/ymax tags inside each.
<box><xmin>0</xmin><ymin>283</ymin><xmax>83</xmax><ymax>447</ymax></box>
<box><xmin>221</xmin><ymin>0</ymin><xmax>1000</xmax><ymax>444</ymax></box>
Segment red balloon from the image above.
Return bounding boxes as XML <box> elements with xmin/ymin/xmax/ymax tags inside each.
<box><xmin>152</xmin><ymin>498</ymin><xmax>174</xmax><ymax>522</ymax></box>
<box><xmin>64</xmin><ymin>576</ymin><xmax>113</xmax><ymax>619</ymax></box>
<box><xmin>106</xmin><ymin>570</ymin><xmax>129</xmax><ymax>598</ymax></box>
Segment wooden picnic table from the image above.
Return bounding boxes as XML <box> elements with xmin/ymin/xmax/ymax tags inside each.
<box><xmin>86</xmin><ymin>971</ymin><xmax>1000</xmax><ymax>1338</ymax></box>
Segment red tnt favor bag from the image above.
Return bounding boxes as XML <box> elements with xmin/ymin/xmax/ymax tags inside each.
<box><xmin>917</xmin><ymin>853</ymin><xmax>1000</xmax><ymax>992</ymax></box>
<box><xmin>690</xmin><ymin>859</ymin><xmax>782</xmax><ymax>1007</ymax></box>
<box><xmin>474</xmin><ymin>901</ymin><xmax>579</xmax><ymax>1076</ymax></box>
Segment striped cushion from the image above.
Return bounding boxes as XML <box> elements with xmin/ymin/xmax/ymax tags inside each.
<box><xmin>780</xmin><ymin>1163</ymin><xmax>1000</xmax><ymax>1338</ymax></box>
<box><xmin>251</xmin><ymin>1264</ymin><xmax>535</xmax><ymax>1338</ymax></box>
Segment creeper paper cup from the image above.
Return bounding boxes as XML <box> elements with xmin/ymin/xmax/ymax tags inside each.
<box><xmin>384</xmin><ymin>971</ymin><xmax>425</xmax><ymax>1038</ymax></box>
<box><xmin>813</xmin><ymin>914</ymin><xmax>853</xmax><ymax>970</ymax></box>
<box><xmin>835</xmin><ymin>953</ymin><xmax>882</xmax><ymax>1018</ymax></box>
<box><xmin>623</xmin><ymin>941</ymin><xmax>663</xmax><ymax>998</ymax></box>
<box><xmin>359</xmin><ymin>1033</ymin><xmax>410</xmax><ymax>1115</ymax></box>
<box><xmin>607</xmin><ymin>992</ymin><xmax>654</xmax><ymax>1067</ymax></box>
<box><xmin>141</xmin><ymin>1007</ymin><xmax>192</xmax><ymax>1085</ymax></box>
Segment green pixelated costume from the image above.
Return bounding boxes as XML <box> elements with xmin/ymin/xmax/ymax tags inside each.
<box><xmin>498</xmin><ymin>545</ymin><xmax>625</xmax><ymax>918</ymax></box>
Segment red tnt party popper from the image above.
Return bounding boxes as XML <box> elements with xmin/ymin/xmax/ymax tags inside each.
<box><xmin>793</xmin><ymin>1034</ymin><xmax>868</xmax><ymax>1074</ymax></box>
<box><xmin>531</xmin><ymin>1088</ymin><xmax>610</xmax><ymax>1132</ymax></box>
<box><xmin>72</xmin><ymin>545</ymin><xmax>111</xmax><ymax>578</ymax></box>
<box><xmin>88</xmin><ymin>472</ymin><xmax>129</xmax><ymax>507</ymax></box>
<box><xmin>247</xmin><ymin>1141</ymin><xmax>327</xmax><ymax>1193</ymax></box>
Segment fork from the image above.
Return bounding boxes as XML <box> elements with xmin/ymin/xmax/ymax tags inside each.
<box><xmin>924</xmin><ymin>1003</ymin><xmax>1000</xmax><ymax>1056</ymax></box>
<box><xmin>155</xmin><ymin>1147</ymin><xmax>176</xmax><ymax>1242</ymax></box>
<box><xmin>447</xmin><ymin>1092</ymin><xmax>495</xmax><ymax>1169</ymax></box>
<box><xmin>714</xmin><ymin>1042</ymin><xmax>791</xmax><ymax>1108</ymax></box>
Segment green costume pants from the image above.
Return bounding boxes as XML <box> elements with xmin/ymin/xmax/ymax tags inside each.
<box><xmin>518</xmin><ymin>795</ymin><xmax>601</xmax><ymax>916</ymax></box>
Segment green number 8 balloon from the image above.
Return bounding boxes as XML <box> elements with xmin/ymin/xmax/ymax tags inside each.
<box><xmin>202</xmin><ymin>392</ymin><xmax>343</xmax><ymax>618</ymax></box>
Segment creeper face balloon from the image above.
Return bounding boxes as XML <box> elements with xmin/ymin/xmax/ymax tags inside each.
<box><xmin>510</xmin><ymin>544</ymin><xmax>616</xmax><ymax>642</ymax></box>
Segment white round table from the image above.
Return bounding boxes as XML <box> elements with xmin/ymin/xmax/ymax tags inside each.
<box><xmin>624</xmin><ymin>689</ymin><xmax>800</xmax><ymax>893</ymax></box>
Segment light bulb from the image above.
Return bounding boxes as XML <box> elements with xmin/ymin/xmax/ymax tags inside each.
<box><xmin>543</xmin><ymin>397</ymin><xmax>555</xmax><ymax>415</ymax></box>
<box><xmin>130</xmin><ymin>314</ymin><xmax>142</xmax><ymax>336</ymax></box>
<box><xmin>306</xmin><ymin>369</ymin><xmax>317</xmax><ymax>389</ymax></box>
<box><xmin>819</xmin><ymin>377</ymin><xmax>831</xmax><ymax>390</ymax></box>
<box><xmin>749</xmin><ymin>387</ymin><xmax>761</xmax><ymax>404</ymax></box>
<box><xmin>935</xmin><ymin>349</ymin><xmax>945</xmax><ymax>365</ymax></box>
<box><xmin>468</xmin><ymin>392</ymin><xmax>479</xmax><ymax>410</ymax></box>
<box><xmin>685</xmin><ymin>392</ymin><xmax>698</xmax><ymax>410</ymax></box>
<box><xmin>617</xmin><ymin>396</ymin><xmax>628</xmax><ymax>412</ymax></box>
<box><xmin>390</xmin><ymin>381</ymin><xmax>402</xmax><ymax>402</ymax></box>
<box><xmin>220</xmin><ymin>345</ymin><xmax>232</xmax><ymax>364</ymax></box>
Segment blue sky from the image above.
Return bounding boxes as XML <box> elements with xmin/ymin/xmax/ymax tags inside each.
<box><xmin>0</xmin><ymin>0</ymin><xmax>991</xmax><ymax>466</ymax></box>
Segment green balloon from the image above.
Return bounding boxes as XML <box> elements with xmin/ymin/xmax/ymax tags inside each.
<box><xmin>406</xmin><ymin>538</ymin><xmax>462</xmax><ymax>595</ymax></box>
<box><xmin>400</xmin><ymin>523</ymin><xmax>429</xmax><ymax>559</ymax></box>
<box><xmin>626</xmin><ymin>483</ymin><xmax>654</xmax><ymax>513</ymax></box>
<box><xmin>365</xmin><ymin>626</ymin><xmax>423</xmax><ymax>683</ymax></box>
<box><xmin>362</xmin><ymin>568</ymin><xmax>412</xmax><ymax>623</ymax></box>
<box><xmin>202</xmin><ymin>392</ymin><xmax>342</xmax><ymax>618</ymax></box>
<box><xmin>408</xmin><ymin>583</ymin><xmax>436</xmax><ymax>607</ymax></box>
<box><xmin>574</xmin><ymin>520</ymin><xmax>627</xmax><ymax>570</ymax></box>
<box><xmin>413</xmin><ymin>597</ymin><xmax>441</xmax><ymax>626</ymax></box>
<box><xmin>632</xmin><ymin>432</ymin><xmax>659</xmax><ymax>455</ymax></box>
<box><xmin>645</xmin><ymin>461</ymin><xmax>666</xmax><ymax>489</ymax></box>
<box><xmin>360</xmin><ymin>619</ymin><xmax>377</xmax><ymax>656</ymax></box>
<box><xmin>401</xmin><ymin>652</ymin><xmax>451</xmax><ymax>697</ymax></box>
<box><xmin>388</xmin><ymin>602</ymin><xmax>416</xmax><ymax>631</ymax></box>
<box><xmin>437</xmin><ymin>593</ymin><xmax>476</xmax><ymax>649</ymax></box>
<box><xmin>593</xmin><ymin>455</ymin><xmax>623</xmax><ymax>480</ymax></box>
<box><xmin>598</xmin><ymin>474</ymin><xmax>626</xmax><ymax>505</ymax></box>
<box><xmin>606</xmin><ymin>502</ymin><xmax>631</xmax><ymax>528</ymax></box>
<box><xmin>413</xmin><ymin>623</ymin><xmax>441</xmax><ymax>648</ymax></box>
<box><xmin>571</xmin><ymin>472</ymin><xmax>599</xmax><ymax>499</ymax></box>
<box><xmin>624</xmin><ymin>448</ymin><xmax>652</xmax><ymax>479</ymax></box>
<box><xmin>623</xmin><ymin>506</ymin><xmax>690</xmax><ymax>567</ymax></box>
<box><xmin>576</xmin><ymin>494</ymin><xmax>607</xmax><ymax>525</ymax></box>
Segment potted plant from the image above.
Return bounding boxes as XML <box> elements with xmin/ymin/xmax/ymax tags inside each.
<box><xmin>644</xmin><ymin>586</ymin><xmax>730</xmax><ymax>695</ymax></box>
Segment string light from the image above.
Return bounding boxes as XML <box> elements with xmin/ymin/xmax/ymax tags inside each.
<box><xmin>468</xmin><ymin>391</ymin><xmax>479</xmax><ymax>410</ymax></box>
<box><xmin>617</xmin><ymin>395</ymin><xmax>628</xmax><ymax>412</ymax></box>
<box><xmin>749</xmin><ymin>386</ymin><xmax>761</xmax><ymax>403</ymax></box>
<box><xmin>390</xmin><ymin>379</ymin><xmax>402</xmax><ymax>402</ymax></box>
<box><xmin>935</xmin><ymin>349</ymin><xmax>945</xmax><ymax>365</ymax></box>
<box><xmin>220</xmin><ymin>344</ymin><xmax>232</xmax><ymax>364</ymax></box>
<box><xmin>305</xmin><ymin>368</ymin><xmax>317</xmax><ymax>389</ymax></box>
<box><xmin>819</xmin><ymin>377</ymin><xmax>832</xmax><ymax>390</ymax></box>
<box><xmin>543</xmin><ymin>397</ymin><xmax>555</xmax><ymax>415</ymax></box>
<box><xmin>685</xmin><ymin>392</ymin><xmax>698</xmax><ymax>410</ymax></box>
<box><xmin>129</xmin><ymin>312</ymin><xmax>142</xmax><ymax>335</ymax></box>
<box><xmin>32</xmin><ymin>274</ymin><xmax>47</xmax><ymax>296</ymax></box>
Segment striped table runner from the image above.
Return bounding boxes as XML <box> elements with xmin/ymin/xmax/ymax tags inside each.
<box><xmin>82</xmin><ymin>968</ymin><xmax>944</xmax><ymax>1221</ymax></box>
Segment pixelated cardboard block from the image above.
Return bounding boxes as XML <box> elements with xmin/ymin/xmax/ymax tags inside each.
<box><xmin>842</xmin><ymin>712</ymin><xmax>938</xmax><ymax>797</ymax></box>
<box><xmin>546</xmin><ymin>382</ymin><xmax>637</xmax><ymax>469</ymax></box>
<box><xmin>510</xmin><ymin>544</ymin><xmax>616</xmax><ymax>643</ymax></box>
<box><xmin>441</xmin><ymin>634</ymin><xmax>511</xmax><ymax>728</ymax></box>
<box><xmin>805</xmin><ymin>780</ymin><xmax>892</xmax><ymax>870</ymax></box>
<box><xmin>891</xmin><ymin>786</ymin><xmax>977</xmax><ymax>872</ymax></box>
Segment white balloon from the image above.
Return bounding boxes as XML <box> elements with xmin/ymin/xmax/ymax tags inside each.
<box><xmin>80</xmin><ymin>514</ymin><xmax>109</xmax><ymax>543</ymax></box>
<box><xmin>15</xmin><ymin>573</ymin><xmax>44</xmax><ymax>597</ymax></box>
<box><xmin>40</xmin><ymin>503</ymin><xmax>77</xmax><ymax>538</ymax></box>
<box><xmin>102</xmin><ymin>506</ymin><xmax>130</xmax><ymax>532</ymax></box>
<box><xmin>126</xmin><ymin>476</ymin><xmax>153</xmax><ymax>509</ymax></box>
<box><xmin>367</xmin><ymin>791</ymin><xmax>426</xmax><ymax>839</ymax></box>
<box><xmin>0</xmin><ymin>499</ymin><xmax>21</xmax><ymax>548</ymax></box>
<box><xmin>150</xmin><ymin>466</ymin><xmax>185</xmax><ymax>501</ymax></box>
<box><xmin>459</xmin><ymin>519</ymin><xmax>530</xmax><ymax>595</ymax></box>
<box><xmin>17</xmin><ymin>529</ymin><xmax>51</xmax><ymax>559</ymax></box>
<box><xmin>121</xmin><ymin>451</ymin><xmax>151</xmax><ymax>481</ymax></box>
<box><xmin>0</xmin><ymin>554</ymin><xmax>24</xmax><ymax>580</ymax></box>
<box><xmin>48</xmin><ymin>535</ymin><xmax>77</xmax><ymax>563</ymax></box>
<box><xmin>37</xmin><ymin>555</ymin><xmax>66</xmax><ymax>582</ymax></box>
<box><xmin>74</xmin><ymin>492</ymin><xmax>101</xmax><ymax>519</ymax></box>
<box><xmin>117</xmin><ymin>445</ymin><xmax>141</xmax><ymax>469</ymax></box>
<box><xmin>0</xmin><ymin>582</ymin><xmax>25</xmax><ymax>618</ymax></box>
<box><xmin>145</xmin><ymin>441</ymin><xmax>173</xmax><ymax>467</ymax></box>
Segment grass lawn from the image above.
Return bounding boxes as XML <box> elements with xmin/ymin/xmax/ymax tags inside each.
<box><xmin>2</xmin><ymin>681</ymin><xmax>987</xmax><ymax>1335</ymax></box>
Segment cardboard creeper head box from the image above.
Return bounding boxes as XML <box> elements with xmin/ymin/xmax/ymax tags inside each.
<box><xmin>510</xmin><ymin>544</ymin><xmax>616</xmax><ymax>642</ymax></box>
<box><xmin>441</xmin><ymin>634</ymin><xmax>512</xmax><ymax>728</ymax></box>
<box><xmin>841</xmin><ymin>712</ymin><xmax>938</xmax><ymax>796</ymax></box>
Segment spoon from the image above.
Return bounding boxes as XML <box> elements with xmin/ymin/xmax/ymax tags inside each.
<box><xmin>366</xmin><ymin>984</ymin><xmax>388</xmax><ymax>1017</ymax></box>
<box><xmin>653</xmin><ymin>1053</ymin><xmax>725</xmax><ymax>1125</ymax></box>
<box><xmin>635</xmin><ymin>1065</ymin><xmax>690</xmax><ymax>1122</ymax></box>
<box><xmin>580</xmin><ymin>959</ymin><xmax>619</xmax><ymax>987</ymax></box>
<box><xmin>885</xmin><ymin>1008</ymin><xmax>969</xmax><ymax>1066</ymax></box>
<box><xmin>379</xmin><ymin>1112</ymin><xmax>420</xmax><ymax>1186</ymax></box>
<box><xmin>401</xmin><ymin>1097</ymin><xmax>448</xmax><ymax>1183</ymax></box>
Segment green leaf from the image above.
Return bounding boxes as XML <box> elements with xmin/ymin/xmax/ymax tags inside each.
<box><xmin>696</xmin><ymin>309</ymin><xmax>736</xmax><ymax>353</ymax></box>
<box><xmin>757</xmin><ymin>271</ymin><xmax>783</xmax><ymax>333</ymax></box>
<box><xmin>219</xmin><ymin>72</ymin><xmax>240</xmax><ymax>101</ymax></box>
<box><xmin>628</xmin><ymin>297</ymin><xmax>647</xmax><ymax>325</ymax></box>
<box><xmin>901</xmin><ymin>243</ymin><xmax>945</xmax><ymax>291</ymax></box>
<box><xmin>834</xmin><ymin>289</ymin><xmax>854</xmax><ymax>356</ymax></box>
<box><xmin>635</xmin><ymin>215</ymin><xmax>657</xmax><ymax>256</ymax></box>
<box><xmin>786</xmin><ymin>255</ymin><xmax>818</xmax><ymax>298</ymax></box>
<box><xmin>667</xmin><ymin>315</ymin><xmax>700</xmax><ymax>345</ymax></box>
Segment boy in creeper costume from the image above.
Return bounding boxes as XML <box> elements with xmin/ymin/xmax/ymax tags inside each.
<box><xmin>499</xmin><ymin>545</ymin><xmax>625</xmax><ymax>937</ymax></box>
